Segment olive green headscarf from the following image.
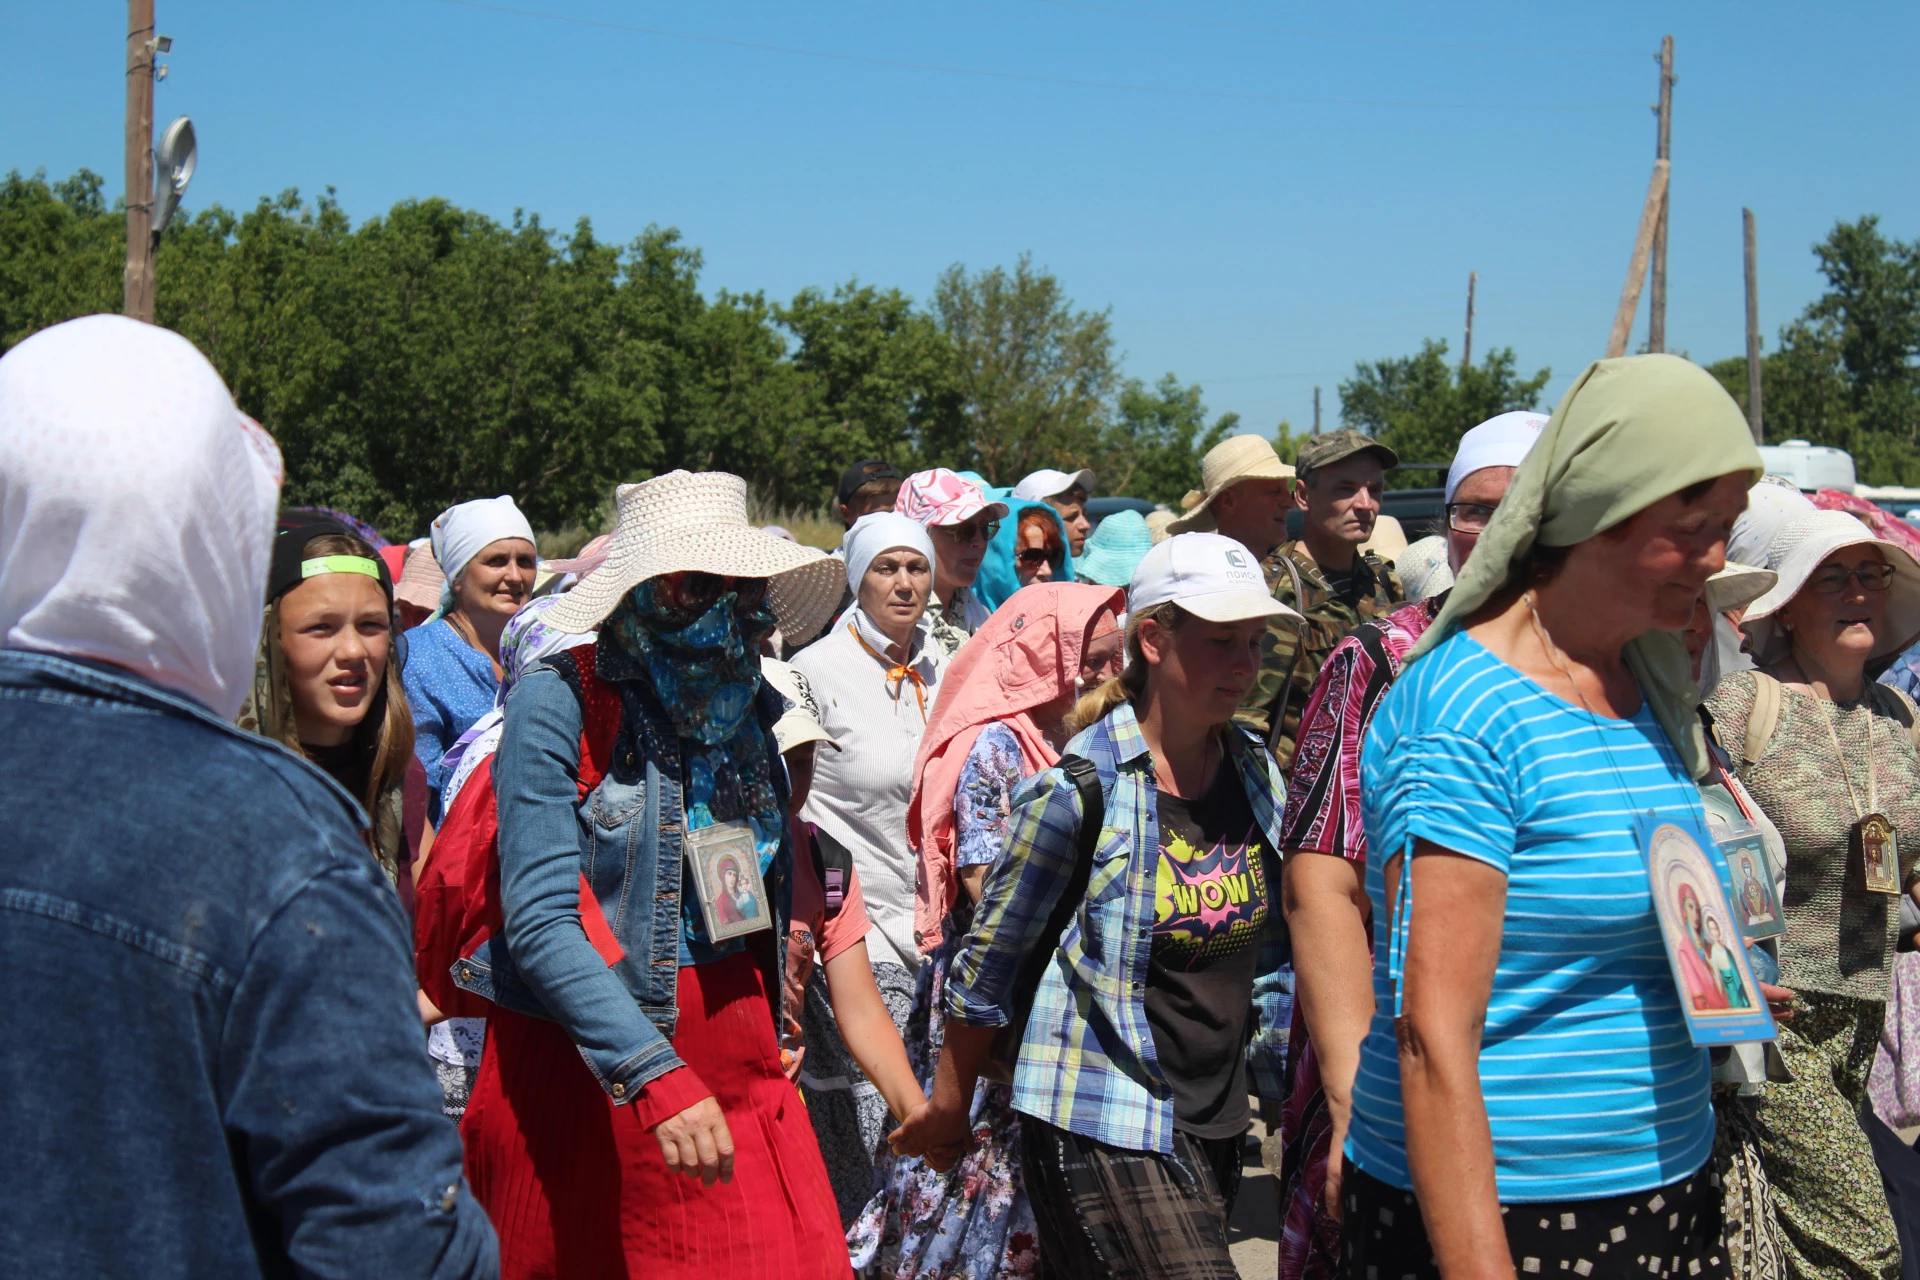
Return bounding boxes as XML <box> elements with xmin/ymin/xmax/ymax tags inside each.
<box><xmin>1408</xmin><ymin>354</ymin><xmax>1762</xmax><ymax>779</ymax></box>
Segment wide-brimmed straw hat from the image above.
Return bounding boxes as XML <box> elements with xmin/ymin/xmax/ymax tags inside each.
<box><xmin>1739</xmin><ymin>509</ymin><xmax>1920</xmax><ymax>664</ymax></box>
<box><xmin>543</xmin><ymin>471</ymin><xmax>843</xmax><ymax>645</ymax></box>
<box><xmin>1168</xmin><ymin>435</ymin><xmax>1295</xmax><ymax>534</ymax></box>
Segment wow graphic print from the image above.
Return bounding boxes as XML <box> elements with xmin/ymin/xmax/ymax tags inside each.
<box><xmin>1153</xmin><ymin>825</ymin><xmax>1267</xmax><ymax>970</ymax></box>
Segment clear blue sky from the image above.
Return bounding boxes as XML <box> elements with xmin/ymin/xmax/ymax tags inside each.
<box><xmin>8</xmin><ymin>1</ymin><xmax>1917</xmax><ymax>448</ymax></box>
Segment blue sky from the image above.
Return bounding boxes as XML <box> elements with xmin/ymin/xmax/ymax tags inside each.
<box><xmin>9</xmin><ymin>1</ymin><xmax>1918</xmax><ymax>449</ymax></box>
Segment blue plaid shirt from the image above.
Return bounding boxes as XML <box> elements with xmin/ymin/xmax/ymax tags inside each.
<box><xmin>945</xmin><ymin>702</ymin><xmax>1289</xmax><ymax>1155</ymax></box>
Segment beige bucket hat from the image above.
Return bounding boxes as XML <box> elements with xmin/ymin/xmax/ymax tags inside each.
<box><xmin>1738</xmin><ymin>509</ymin><xmax>1920</xmax><ymax>665</ymax></box>
<box><xmin>543</xmin><ymin>471</ymin><xmax>843</xmax><ymax>645</ymax></box>
<box><xmin>1168</xmin><ymin>435</ymin><xmax>1295</xmax><ymax>534</ymax></box>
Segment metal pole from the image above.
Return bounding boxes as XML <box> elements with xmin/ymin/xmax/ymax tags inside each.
<box><xmin>1744</xmin><ymin>208</ymin><xmax>1764</xmax><ymax>444</ymax></box>
<box><xmin>1462</xmin><ymin>271</ymin><xmax>1477</xmax><ymax>371</ymax></box>
<box><xmin>123</xmin><ymin>0</ymin><xmax>156</xmax><ymax>322</ymax></box>
<box><xmin>1312</xmin><ymin>386</ymin><xmax>1321</xmax><ymax>435</ymax></box>
<box><xmin>1648</xmin><ymin>35</ymin><xmax>1674</xmax><ymax>352</ymax></box>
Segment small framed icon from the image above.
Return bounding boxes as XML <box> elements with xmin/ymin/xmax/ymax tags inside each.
<box><xmin>685</xmin><ymin>820</ymin><xmax>772</xmax><ymax>943</ymax></box>
<box><xmin>1640</xmin><ymin>815</ymin><xmax>1777</xmax><ymax>1048</ymax></box>
<box><xmin>1859</xmin><ymin>813</ymin><xmax>1901</xmax><ymax>896</ymax></box>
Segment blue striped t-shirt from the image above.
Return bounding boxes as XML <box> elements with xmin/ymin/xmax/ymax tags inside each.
<box><xmin>1346</xmin><ymin>630</ymin><xmax>1714</xmax><ymax>1203</ymax></box>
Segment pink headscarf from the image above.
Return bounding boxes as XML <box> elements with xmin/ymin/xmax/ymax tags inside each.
<box><xmin>909</xmin><ymin>581</ymin><xmax>1124</xmax><ymax>953</ymax></box>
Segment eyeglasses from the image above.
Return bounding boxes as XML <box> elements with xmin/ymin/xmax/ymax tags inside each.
<box><xmin>1445</xmin><ymin>502</ymin><xmax>1498</xmax><ymax>534</ymax></box>
<box><xmin>1809</xmin><ymin>563</ymin><xmax>1894</xmax><ymax>595</ymax></box>
<box><xmin>662</xmin><ymin>571</ymin><xmax>769</xmax><ymax>615</ymax></box>
<box><xmin>1016</xmin><ymin>547</ymin><xmax>1055</xmax><ymax>567</ymax></box>
<box><xmin>933</xmin><ymin>518</ymin><xmax>1000</xmax><ymax>545</ymax></box>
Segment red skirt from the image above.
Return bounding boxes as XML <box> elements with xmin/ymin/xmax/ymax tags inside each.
<box><xmin>463</xmin><ymin>951</ymin><xmax>851</xmax><ymax>1280</ymax></box>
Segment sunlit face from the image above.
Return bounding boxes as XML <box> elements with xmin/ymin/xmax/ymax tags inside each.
<box><xmin>1211</xmin><ymin>478</ymin><xmax>1293</xmax><ymax>558</ymax></box>
<box><xmin>1445</xmin><ymin>465</ymin><xmax>1514</xmax><ymax>575</ymax></box>
<box><xmin>1080</xmin><ymin>618</ymin><xmax>1125</xmax><ymax>685</ymax></box>
<box><xmin>1297</xmin><ymin>455</ymin><xmax>1384</xmax><ymax>548</ymax></box>
<box><xmin>1138</xmin><ymin>612</ymin><xmax>1267</xmax><ymax>725</ymax></box>
<box><xmin>1574</xmin><ymin>472</ymin><xmax>1751</xmax><ymax>633</ymax></box>
<box><xmin>454</xmin><ymin>538</ymin><xmax>537</xmax><ymax>622</ymax></box>
<box><xmin>1016</xmin><ymin>518</ymin><xmax>1058</xmax><ymax>587</ymax></box>
<box><xmin>1779</xmin><ymin>546</ymin><xmax>1890</xmax><ymax>673</ymax></box>
<box><xmin>278</xmin><ymin>572</ymin><xmax>392</xmax><ymax>746</ymax></box>
<box><xmin>1048</xmin><ymin>487</ymin><xmax>1092</xmax><ymax>556</ymax></box>
<box><xmin>928</xmin><ymin>514</ymin><xmax>994</xmax><ymax>592</ymax></box>
<box><xmin>858</xmin><ymin>547</ymin><xmax>933</xmax><ymax>637</ymax></box>
<box><xmin>840</xmin><ymin>482</ymin><xmax>900</xmax><ymax>528</ymax></box>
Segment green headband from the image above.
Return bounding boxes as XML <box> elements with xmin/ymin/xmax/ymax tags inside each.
<box><xmin>301</xmin><ymin>555</ymin><xmax>382</xmax><ymax>581</ymax></box>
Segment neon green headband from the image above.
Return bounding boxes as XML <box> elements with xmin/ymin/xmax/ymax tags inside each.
<box><xmin>300</xmin><ymin>555</ymin><xmax>382</xmax><ymax>581</ymax></box>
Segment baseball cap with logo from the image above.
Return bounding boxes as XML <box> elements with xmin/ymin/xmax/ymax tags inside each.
<box><xmin>1128</xmin><ymin>532</ymin><xmax>1302</xmax><ymax>625</ymax></box>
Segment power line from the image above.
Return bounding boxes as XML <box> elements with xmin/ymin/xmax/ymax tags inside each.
<box><xmin>1024</xmin><ymin>0</ymin><xmax>1648</xmax><ymax>59</ymax></box>
<box><xmin>430</xmin><ymin>0</ymin><xmax>1644</xmax><ymax>112</ymax></box>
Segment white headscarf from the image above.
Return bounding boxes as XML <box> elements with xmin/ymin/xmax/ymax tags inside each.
<box><xmin>0</xmin><ymin>315</ymin><xmax>282</xmax><ymax>718</ymax></box>
<box><xmin>1445</xmin><ymin>411</ymin><xmax>1548</xmax><ymax>504</ymax></box>
<box><xmin>429</xmin><ymin>495</ymin><xmax>536</xmax><ymax>599</ymax></box>
<box><xmin>842</xmin><ymin>511</ymin><xmax>936</xmax><ymax>595</ymax></box>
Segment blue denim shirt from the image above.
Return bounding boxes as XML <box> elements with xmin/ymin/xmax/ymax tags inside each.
<box><xmin>0</xmin><ymin>651</ymin><xmax>496</xmax><ymax>1279</ymax></box>
<box><xmin>468</xmin><ymin>636</ymin><xmax>791</xmax><ymax>1104</ymax></box>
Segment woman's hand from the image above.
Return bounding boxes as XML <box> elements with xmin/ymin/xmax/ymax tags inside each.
<box><xmin>1759</xmin><ymin>982</ymin><xmax>1795</xmax><ymax>1021</ymax></box>
<box><xmin>888</xmin><ymin>1097</ymin><xmax>973</xmax><ymax>1170</ymax></box>
<box><xmin>653</xmin><ymin>1097</ymin><xmax>735</xmax><ymax>1186</ymax></box>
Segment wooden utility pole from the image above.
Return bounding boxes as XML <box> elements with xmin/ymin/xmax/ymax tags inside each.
<box><xmin>124</xmin><ymin>0</ymin><xmax>157</xmax><ymax>322</ymax></box>
<box><xmin>1606</xmin><ymin>159</ymin><xmax>1670</xmax><ymax>359</ymax></box>
<box><xmin>1743</xmin><ymin>208</ymin><xmax>1764</xmax><ymax>444</ymax></box>
<box><xmin>1462</xmin><ymin>271</ymin><xmax>1477</xmax><ymax>371</ymax></box>
<box><xmin>1312</xmin><ymin>386</ymin><xmax>1321</xmax><ymax>435</ymax></box>
<box><xmin>1647</xmin><ymin>36</ymin><xmax>1674</xmax><ymax>352</ymax></box>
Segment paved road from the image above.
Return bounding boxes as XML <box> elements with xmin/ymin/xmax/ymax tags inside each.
<box><xmin>1229</xmin><ymin>1119</ymin><xmax>1281</xmax><ymax>1278</ymax></box>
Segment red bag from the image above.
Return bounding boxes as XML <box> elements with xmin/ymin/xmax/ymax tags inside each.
<box><xmin>413</xmin><ymin>642</ymin><xmax>628</xmax><ymax>1019</ymax></box>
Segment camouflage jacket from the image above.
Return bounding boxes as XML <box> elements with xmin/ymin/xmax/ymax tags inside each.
<box><xmin>1236</xmin><ymin>542</ymin><xmax>1405</xmax><ymax>771</ymax></box>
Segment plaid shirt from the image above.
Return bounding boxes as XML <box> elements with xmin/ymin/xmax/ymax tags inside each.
<box><xmin>945</xmin><ymin>701</ymin><xmax>1289</xmax><ymax>1155</ymax></box>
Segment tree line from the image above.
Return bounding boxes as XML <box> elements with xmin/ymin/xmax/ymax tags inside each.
<box><xmin>3</xmin><ymin>167</ymin><xmax>1914</xmax><ymax>538</ymax></box>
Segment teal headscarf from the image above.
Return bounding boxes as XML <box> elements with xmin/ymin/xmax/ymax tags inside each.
<box><xmin>1408</xmin><ymin>354</ymin><xmax>1762</xmax><ymax>778</ymax></box>
<box><xmin>974</xmin><ymin>489</ymin><xmax>1077</xmax><ymax>612</ymax></box>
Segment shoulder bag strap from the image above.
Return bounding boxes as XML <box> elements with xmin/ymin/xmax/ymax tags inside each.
<box><xmin>1742</xmin><ymin>671</ymin><xmax>1781</xmax><ymax>774</ymax></box>
<box><xmin>1265</xmin><ymin>551</ymin><xmax>1310</xmax><ymax>754</ymax></box>
<box><xmin>1871</xmin><ymin>682</ymin><xmax>1920</xmax><ymax>753</ymax></box>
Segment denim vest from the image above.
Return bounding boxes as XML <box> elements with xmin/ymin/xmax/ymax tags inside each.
<box><xmin>453</xmin><ymin>635</ymin><xmax>791</xmax><ymax>1099</ymax></box>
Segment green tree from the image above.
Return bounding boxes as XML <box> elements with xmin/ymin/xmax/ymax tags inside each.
<box><xmin>0</xmin><ymin>169</ymin><xmax>125</xmax><ymax>348</ymax></box>
<box><xmin>931</xmin><ymin>253</ymin><xmax>1118</xmax><ymax>483</ymax></box>
<box><xmin>1338</xmin><ymin>339</ymin><xmax>1550</xmax><ymax>486</ymax></box>
<box><xmin>1103</xmin><ymin>373</ymin><xmax>1238</xmax><ymax>505</ymax></box>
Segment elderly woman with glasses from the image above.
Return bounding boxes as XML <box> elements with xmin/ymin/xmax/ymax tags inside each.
<box><xmin>1705</xmin><ymin>509</ymin><xmax>1920</xmax><ymax>1280</ymax></box>
<box><xmin>895</xmin><ymin>468</ymin><xmax>1010</xmax><ymax>656</ymax></box>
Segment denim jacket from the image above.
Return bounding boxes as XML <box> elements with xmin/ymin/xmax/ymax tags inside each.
<box><xmin>461</xmin><ymin>635</ymin><xmax>790</xmax><ymax>1104</ymax></box>
<box><xmin>945</xmin><ymin>702</ymin><xmax>1288</xmax><ymax>1155</ymax></box>
<box><xmin>0</xmin><ymin>651</ymin><xmax>495</xmax><ymax>1279</ymax></box>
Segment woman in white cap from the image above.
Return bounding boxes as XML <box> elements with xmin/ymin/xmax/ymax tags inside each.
<box><xmin>1340</xmin><ymin>356</ymin><xmax>1764</xmax><ymax>1278</ymax></box>
<box><xmin>894</xmin><ymin>532</ymin><xmax>1295</xmax><ymax>1277</ymax></box>
<box><xmin>402</xmin><ymin>494</ymin><xmax>537</xmax><ymax>817</ymax></box>
<box><xmin>1706</xmin><ymin>508</ymin><xmax>1920</xmax><ymax>1279</ymax></box>
<box><xmin>788</xmin><ymin>510</ymin><xmax>949</xmax><ymax>1223</ymax></box>
<box><xmin>1272</xmin><ymin>409</ymin><xmax>1542</xmax><ymax>1280</ymax></box>
<box><xmin>456</xmin><ymin>470</ymin><xmax>849</xmax><ymax>1279</ymax></box>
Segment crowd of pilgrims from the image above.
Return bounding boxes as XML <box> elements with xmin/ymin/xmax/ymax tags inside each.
<box><xmin>12</xmin><ymin>313</ymin><xmax>1920</xmax><ymax>1280</ymax></box>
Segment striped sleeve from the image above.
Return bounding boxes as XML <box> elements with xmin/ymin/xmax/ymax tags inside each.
<box><xmin>1398</xmin><ymin>730</ymin><xmax>1517</xmax><ymax>873</ymax></box>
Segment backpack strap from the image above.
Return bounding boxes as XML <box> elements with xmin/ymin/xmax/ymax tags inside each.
<box><xmin>813</xmin><ymin>825</ymin><xmax>853</xmax><ymax>920</ymax></box>
<box><xmin>1264</xmin><ymin>552</ymin><xmax>1310</xmax><ymax>755</ymax></box>
<box><xmin>1871</xmin><ymin>682</ymin><xmax>1920</xmax><ymax>753</ymax></box>
<box><xmin>1741</xmin><ymin>670</ymin><xmax>1781</xmax><ymax>773</ymax></box>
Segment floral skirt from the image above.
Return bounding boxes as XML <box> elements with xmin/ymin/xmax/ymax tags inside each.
<box><xmin>848</xmin><ymin>927</ymin><xmax>1041</xmax><ymax>1279</ymax></box>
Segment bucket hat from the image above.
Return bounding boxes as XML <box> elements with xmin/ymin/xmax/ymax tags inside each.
<box><xmin>1073</xmin><ymin>509</ymin><xmax>1155</xmax><ymax>587</ymax></box>
<box><xmin>1168</xmin><ymin>435</ymin><xmax>1295</xmax><ymax>534</ymax></box>
<box><xmin>393</xmin><ymin>544</ymin><xmax>445</xmax><ymax>611</ymax></box>
<box><xmin>543</xmin><ymin>471</ymin><xmax>843</xmax><ymax>645</ymax></box>
<box><xmin>1739</xmin><ymin>509</ymin><xmax>1920</xmax><ymax>664</ymax></box>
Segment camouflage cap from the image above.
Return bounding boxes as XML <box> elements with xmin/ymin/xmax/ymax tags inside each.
<box><xmin>1295</xmin><ymin>429</ymin><xmax>1398</xmax><ymax>480</ymax></box>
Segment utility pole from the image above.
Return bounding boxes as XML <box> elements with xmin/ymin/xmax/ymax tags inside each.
<box><xmin>1606</xmin><ymin>159</ymin><xmax>1669</xmax><ymax>359</ymax></box>
<box><xmin>1743</xmin><ymin>208</ymin><xmax>1764</xmax><ymax>444</ymax></box>
<box><xmin>123</xmin><ymin>0</ymin><xmax>157</xmax><ymax>322</ymax></box>
<box><xmin>1312</xmin><ymin>386</ymin><xmax>1321</xmax><ymax>435</ymax></box>
<box><xmin>1647</xmin><ymin>35</ymin><xmax>1674</xmax><ymax>353</ymax></box>
<box><xmin>1462</xmin><ymin>271</ymin><xmax>1477</xmax><ymax>371</ymax></box>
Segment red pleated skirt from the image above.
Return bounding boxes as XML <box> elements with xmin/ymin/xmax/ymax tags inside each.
<box><xmin>462</xmin><ymin>951</ymin><xmax>851</xmax><ymax>1279</ymax></box>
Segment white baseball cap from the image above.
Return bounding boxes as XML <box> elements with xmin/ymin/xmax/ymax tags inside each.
<box><xmin>1128</xmin><ymin>532</ymin><xmax>1301</xmax><ymax>625</ymax></box>
<box><xmin>1012</xmin><ymin>467</ymin><xmax>1095</xmax><ymax>503</ymax></box>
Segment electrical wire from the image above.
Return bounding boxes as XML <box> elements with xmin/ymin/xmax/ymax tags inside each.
<box><xmin>429</xmin><ymin>0</ymin><xmax>1645</xmax><ymax>112</ymax></box>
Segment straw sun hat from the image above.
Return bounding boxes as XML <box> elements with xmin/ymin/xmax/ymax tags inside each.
<box><xmin>1168</xmin><ymin>435</ymin><xmax>1295</xmax><ymax>535</ymax></box>
<box><xmin>543</xmin><ymin>471</ymin><xmax>843</xmax><ymax>645</ymax></box>
<box><xmin>1738</xmin><ymin>508</ymin><xmax>1920</xmax><ymax>665</ymax></box>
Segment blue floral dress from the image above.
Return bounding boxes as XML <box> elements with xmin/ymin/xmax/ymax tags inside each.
<box><xmin>848</xmin><ymin>722</ymin><xmax>1042</xmax><ymax>1278</ymax></box>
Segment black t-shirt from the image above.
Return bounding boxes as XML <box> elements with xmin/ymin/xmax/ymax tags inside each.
<box><xmin>1145</xmin><ymin>759</ymin><xmax>1270</xmax><ymax>1138</ymax></box>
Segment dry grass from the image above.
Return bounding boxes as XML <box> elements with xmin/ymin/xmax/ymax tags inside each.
<box><xmin>534</xmin><ymin>484</ymin><xmax>842</xmax><ymax>558</ymax></box>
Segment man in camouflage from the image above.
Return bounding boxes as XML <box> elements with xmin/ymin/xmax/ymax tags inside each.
<box><xmin>1239</xmin><ymin>429</ymin><xmax>1404</xmax><ymax>770</ymax></box>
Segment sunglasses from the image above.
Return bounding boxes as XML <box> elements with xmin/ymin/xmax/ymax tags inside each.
<box><xmin>933</xmin><ymin>517</ymin><xmax>1001</xmax><ymax>545</ymax></box>
<box><xmin>1016</xmin><ymin>547</ymin><xmax>1056</xmax><ymax>567</ymax></box>
<box><xmin>661</xmin><ymin>571</ymin><xmax>770</xmax><ymax>615</ymax></box>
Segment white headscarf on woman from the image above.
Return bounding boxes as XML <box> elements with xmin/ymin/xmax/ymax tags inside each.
<box><xmin>0</xmin><ymin>315</ymin><xmax>282</xmax><ymax>719</ymax></box>
<box><xmin>429</xmin><ymin>495</ymin><xmax>535</xmax><ymax>609</ymax></box>
<box><xmin>841</xmin><ymin>511</ymin><xmax>937</xmax><ymax>594</ymax></box>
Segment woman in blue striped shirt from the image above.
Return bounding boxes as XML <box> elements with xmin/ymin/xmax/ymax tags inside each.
<box><xmin>1341</xmin><ymin>355</ymin><xmax>1773</xmax><ymax>1280</ymax></box>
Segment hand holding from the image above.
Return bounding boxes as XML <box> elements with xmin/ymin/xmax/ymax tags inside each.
<box><xmin>653</xmin><ymin>1096</ymin><xmax>736</xmax><ymax>1186</ymax></box>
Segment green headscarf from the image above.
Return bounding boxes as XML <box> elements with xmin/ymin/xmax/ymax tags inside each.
<box><xmin>1408</xmin><ymin>354</ymin><xmax>1762</xmax><ymax>779</ymax></box>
